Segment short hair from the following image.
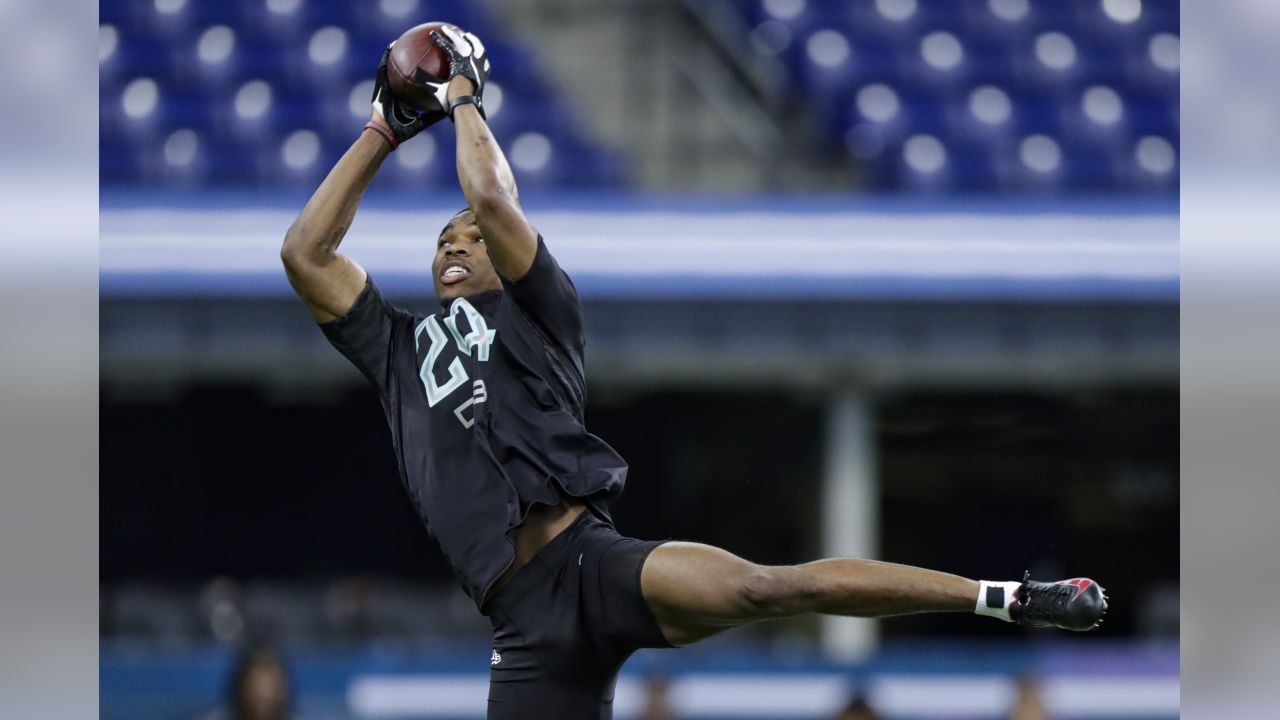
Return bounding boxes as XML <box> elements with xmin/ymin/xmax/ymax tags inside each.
<box><xmin>439</xmin><ymin>207</ymin><xmax>473</xmax><ymax>237</ymax></box>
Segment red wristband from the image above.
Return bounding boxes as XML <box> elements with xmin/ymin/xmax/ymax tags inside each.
<box><xmin>363</xmin><ymin>121</ymin><xmax>398</xmax><ymax>151</ymax></box>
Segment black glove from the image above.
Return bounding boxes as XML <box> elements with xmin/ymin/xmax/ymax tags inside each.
<box><xmin>428</xmin><ymin>25</ymin><xmax>491</xmax><ymax>120</ymax></box>
<box><xmin>368</xmin><ymin>43</ymin><xmax>444</xmax><ymax>148</ymax></box>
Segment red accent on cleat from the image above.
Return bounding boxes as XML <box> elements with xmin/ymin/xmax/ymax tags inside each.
<box><xmin>1066</xmin><ymin>578</ymin><xmax>1094</xmax><ymax>599</ymax></box>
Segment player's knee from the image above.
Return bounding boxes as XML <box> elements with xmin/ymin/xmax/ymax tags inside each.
<box><xmin>739</xmin><ymin>565</ymin><xmax>809</xmax><ymax>619</ymax></box>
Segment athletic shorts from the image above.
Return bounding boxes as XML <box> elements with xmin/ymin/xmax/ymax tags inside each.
<box><xmin>484</xmin><ymin>512</ymin><xmax>671</xmax><ymax>719</ymax></box>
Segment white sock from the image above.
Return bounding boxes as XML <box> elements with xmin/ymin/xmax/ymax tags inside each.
<box><xmin>975</xmin><ymin>580</ymin><xmax>1021</xmax><ymax>622</ymax></box>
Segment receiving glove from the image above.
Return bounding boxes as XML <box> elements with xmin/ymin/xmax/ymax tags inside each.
<box><xmin>429</xmin><ymin>25</ymin><xmax>491</xmax><ymax>120</ymax></box>
<box><xmin>367</xmin><ymin>43</ymin><xmax>444</xmax><ymax>149</ymax></box>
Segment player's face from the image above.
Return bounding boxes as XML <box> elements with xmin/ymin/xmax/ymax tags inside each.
<box><xmin>432</xmin><ymin>211</ymin><xmax>503</xmax><ymax>301</ymax></box>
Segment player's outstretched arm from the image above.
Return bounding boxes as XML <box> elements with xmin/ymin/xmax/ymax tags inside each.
<box><xmin>280</xmin><ymin>130</ymin><xmax>386</xmax><ymax>323</ymax></box>
<box><xmin>283</xmin><ymin>45</ymin><xmax>435</xmax><ymax>322</ymax></box>
<box><xmin>433</xmin><ymin>28</ymin><xmax>539</xmax><ymax>281</ymax></box>
<box><xmin>450</xmin><ymin>79</ymin><xmax>538</xmax><ymax>280</ymax></box>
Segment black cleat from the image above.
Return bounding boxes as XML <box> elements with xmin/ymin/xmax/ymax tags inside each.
<box><xmin>1010</xmin><ymin>571</ymin><xmax>1108</xmax><ymax>631</ymax></box>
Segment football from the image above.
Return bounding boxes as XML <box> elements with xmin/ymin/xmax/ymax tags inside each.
<box><xmin>387</xmin><ymin>22</ymin><xmax>453</xmax><ymax>111</ymax></box>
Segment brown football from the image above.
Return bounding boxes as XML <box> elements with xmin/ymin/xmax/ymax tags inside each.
<box><xmin>386</xmin><ymin>22</ymin><xmax>452</xmax><ymax>111</ymax></box>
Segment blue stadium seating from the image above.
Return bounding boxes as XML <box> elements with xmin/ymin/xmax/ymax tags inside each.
<box><xmin>736</xmin><ymin>0</ymin><xmax>1178</xmax><ymax>191</ymax></box>
<box><xmin>100</xmin><ymin>0</ymin><xmax>1177</xmax><ymax>194</ymax></box>
<box><xmin>99</xmin><ymin>0</ymin><xmax>625</xmax><ymax>190</ymax></box>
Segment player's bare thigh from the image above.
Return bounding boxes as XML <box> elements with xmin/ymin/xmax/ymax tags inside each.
<box><xmin>640</xmin><ymin>542</ymin><xmax>802</xmax><ymax>646</ymax></box>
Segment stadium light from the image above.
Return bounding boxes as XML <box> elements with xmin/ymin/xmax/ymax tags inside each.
<box><xmin>379</xmin><ymin>0</ymin><xmax>419</xmax><ymax>20</ymax></box>
<box><xmin>266</xmin><ymin>0</ymin><xmax>303</xmax><ymax>16</ymax></box>
<box><xmin>1149</xmin><ymin>33</ymin><xmax>1179</xmax><ymax>72</ymax></box>
<box><xmin>1135</xmin><ymin>136</ymin><xmax>1176</xmax><ymax>175</ymax></box>
<box><xmin>282</xmin><ymin>130</ymin><xmax>321</xmax><ymax>170</ymax></box>
<box><xmin>904</xmin><ymin>134</ymin><xmax>946</xmax><ymax>174</ymax></box>
<box><xmin>348</xmin><ymin>80</ymin><xmax>375</xmax><ymax>118</ymax></box>
<box><xmin>197</xmin><ymin>26</ymin><xmax>236</xmax><ymax>66</ymax></box>
<box><xmin>1101</xmin><ymin>0</ymin><xmax>1142</xmax><ymax>24</ymax></box>
<box><xmin>1035</xmin><ymin>32</ymin><xmax>1078</xmax><ymax>71</ymax></box>
<box><xmin>875</xmin><ymin>0</ymin><xmax>917</xmax><ymax>23</ymax></box>
<box><xmin>921</xmin><ymin>32</ymin><xmax>964</xmax><ymax>71</ymax></box>
<box><xmin>100</xmin><ymin>25</ymin><xmax>119</xmax><ymax>64</ymax></box>
<box><xmin>764</xmin><ymin>0</ymin><xmax>805</xmax><ymax>21</ymax></box>
<box><xmin>163</xmin><ymin>129</ymin><xmax>199</xmax><ymax>168</ymax></box>
<box><xmin>511</xmin><ymin>133</ymin><xmax>553</xmax><ymax>173</ymax></box>
<box><xmin>857</xmin><ymin>84</ymin><xmax>900</xmax><ymax>123</ymax></box>
<box><xmin>234</xmin><ymin>80</ymin><xmax>273</xmax><ymax>120</ymax></box>
<box><xmin>122</xmin><ymin>78</ymin><xmax>159</xmax><ymax>120</ymax></box>
<box><xmin>153</xmin><ymin>0</ymin><xmax>187</xmax><ymax>16</ymax></box>
<box><xmin>308</xmin><ymin>27</ymin><xmax>348</xmax><ymax>66</ymax></box>
<box><xmin>988</xmin><ymin>0</ymin><xmax>1030</xmax><ymax>23</ymax></box>
<box><xmin>969</xmin><ymin>85</ymin><xmax>1012</xmax><ymax>125</ymax></box>
<box><xmin>485</xmin><ymin>83</ymin><xmax>505</xmax><ymax>119</ymax></box>
<box><xmin>1021</xmin><ymin>135</ymin><xmax>1062</xmax><ymax>174</ymax></box>
<box><xmin>1083</xmin><ymin>86</ymin><xmax>1124</xmax><ymax>126</ymax></box>
<box><xmin>807</xmin><ymin>30</ymin><xmax>850</xmax><ymax>69</ymax></box>
<box><xmin>395</xmin><ymin>134</ymin><xmax>436</xmax><ymax>171</ymax></box>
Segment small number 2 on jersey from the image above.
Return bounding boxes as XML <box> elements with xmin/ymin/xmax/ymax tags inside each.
<box><xmin>414</xmin><ymin>298</ymin><xmax>497</xmax><ymax>426</ymax></box>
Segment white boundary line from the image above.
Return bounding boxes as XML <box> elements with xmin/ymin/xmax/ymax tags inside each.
<box><xmin>347</xmin><ymin>672</ymin><xmax>1180</xmax><ymax>718</ymax></box>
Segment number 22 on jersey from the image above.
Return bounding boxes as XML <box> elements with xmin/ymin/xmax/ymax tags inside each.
<box><xmin>414</xmin><ymin>297</ymin><xmax>496</xmax><ymax>428</ymax></box>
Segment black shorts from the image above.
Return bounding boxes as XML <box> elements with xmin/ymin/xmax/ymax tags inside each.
<box><xmin>484</xmin><ymin>512</ymin><xmax>671</xmax><ymax>720</ymax></box>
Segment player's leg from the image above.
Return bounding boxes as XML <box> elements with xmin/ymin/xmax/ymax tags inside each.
<box><xmin>639</xmin><ymin>542</ymin><xmax>1106</xmax><ymax>646</ymax></box>
<box><xmin>639</xmin><ymin>542</ymin><xmax>975</xmax><ymax>645</ymax></box>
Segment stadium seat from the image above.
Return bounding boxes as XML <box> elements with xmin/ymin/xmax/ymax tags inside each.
<box><xmin>99</xmin><ymin>0</ymin><xmax>622</xmax><ymax>189</ymax></box>
<box><xmin>101</xmin><ymin>0</ymin><xmax>1176</xmax><ymax>194</ymax></box>
<box><xmin>737</xmin><ymin>0</ymin><xmax>1178</xmax><ymax>192</ymax></box>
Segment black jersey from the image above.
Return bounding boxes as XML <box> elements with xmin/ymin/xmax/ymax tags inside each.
<box><xmin>320</xmin><ymin>237</ymin><xmax>628</xmax><ymax>610</ymax></box>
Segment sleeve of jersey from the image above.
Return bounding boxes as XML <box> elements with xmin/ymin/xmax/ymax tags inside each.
<box><xmin>501</xmin><ymin>236</ymin><xmax>585</xmax><ymax>353</ymax></box>
<box><xmin>319</xmin><ymin>278</ymin><xmax>407</xmax><ymax>398</ymax></box>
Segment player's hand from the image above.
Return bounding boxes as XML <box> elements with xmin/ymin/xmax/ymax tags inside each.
<box><xmin>430</xmin><ymin>26</ymin><xmax>491</xmax><ymax>118</ymax></box>
<box><xmin>370</xmin><ymin>44</ymin><xmax>443</xmax><ymax>146</ymax></box>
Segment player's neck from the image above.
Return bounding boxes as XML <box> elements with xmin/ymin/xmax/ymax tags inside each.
<box><xmin>437</xmin><ymin>287</ymin><xmax>503</xmax><ymax>309</ymax></box>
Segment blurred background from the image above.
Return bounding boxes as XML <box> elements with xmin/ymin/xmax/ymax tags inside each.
<box><xmin>99</xmin><ymin>0</ymin><xmax>1178</xmax><ymax>718</ymax></box>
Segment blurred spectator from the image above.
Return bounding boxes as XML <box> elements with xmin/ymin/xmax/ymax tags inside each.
<box><xmin>216</xmin><ymin>646</ymin><xmax>293</xmax><ymax>720</ymax></box>
<box><xmin>199</xmin><ymin>576</ymin><xmax>246</xmax><ymax>644</ymax></box>
<box><xmin>1008</xmin><ymin>675</ymin><xmax>1050</xmax><ymax>720</ymax></box>
<box><xmin>322</xmin><ymin>576</ymin><xmax>376</xmax><ymax>640</ymax></box>
<box><xmin>831</xmin><ymin>695</ymin><xmax>882</xmax><ymax>720</ymax></box>
<box><xmin>638</xmin><ymin>674</ymin><xmax>677</xmax><ymax>720</ymax></box>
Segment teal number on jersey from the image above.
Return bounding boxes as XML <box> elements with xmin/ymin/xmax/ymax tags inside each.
<box><xmin>414</xmin><ymin>297</ymin><xmax>497</xmax><ymax>416</ymax></box>
<box><xmin>444</xmin><ymin>297</ymin><xmax>496</xmax><ymax>361</ymax></box>
<box><xmin>415</xmin><ymin>315</ymin><xmax>468</xmax><ymax>407</ymax></box>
